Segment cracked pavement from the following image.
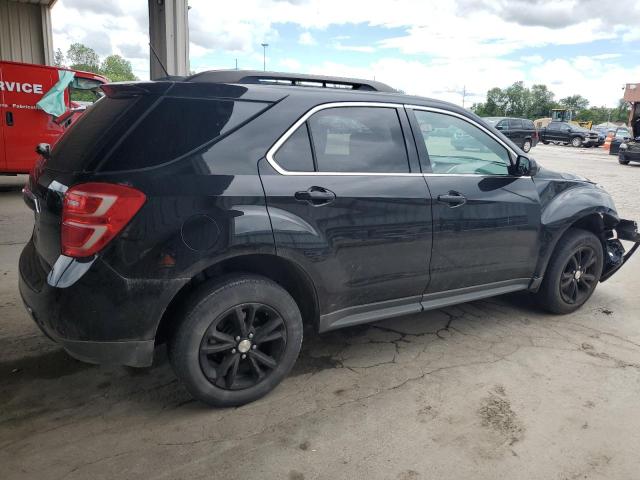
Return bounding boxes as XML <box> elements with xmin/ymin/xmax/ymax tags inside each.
<box><xmin>1</xmin><ymin>145</ymin><xmax>640</xmax><ymax>480</ymax></box>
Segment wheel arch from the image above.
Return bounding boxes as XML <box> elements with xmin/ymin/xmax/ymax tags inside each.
<box><xmin>155</xmin><ymin>253</ymin><xmax>320</xmax><ymax>345</ymax></box>
<box><xmin>531</xmin><ymin>209</ymin><xmax>619</xmax><ymax>291</ymax></box>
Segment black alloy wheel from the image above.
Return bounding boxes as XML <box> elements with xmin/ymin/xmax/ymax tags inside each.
<box><xmin>559</xmin><ymin>246</ymin><xmax>598</xmax><ymax>305</ymax></box>
<box><xmin>169</xmin><ymin>274</ymin><xmax>303</xmax><ymax>407</ymax></box>
<box><xmin>534</xmin><ymin>228</ymin><xmax>603</xmax><ymax>314</ymax></box>
<box><xmin>199</xmin><ymin>303</ymin><xmax>287</xmax><ymax>390</ymax></box>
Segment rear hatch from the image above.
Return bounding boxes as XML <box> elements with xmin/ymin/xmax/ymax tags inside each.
<box><xmin>23</xmin><ymin>82</ymin><xmax>170</xmax><ymax>267</ymax></box>
<box><xmin>24</xmin><ymin>80</ymin><xmax>277</xmax><ymax>268</ymax></box>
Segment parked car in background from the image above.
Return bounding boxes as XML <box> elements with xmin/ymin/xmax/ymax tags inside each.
<box><xmin>609</xmin><ymin>127</ymin><xmax>632</xmax><ymax>155</ymax></box>
<box><xmin>19</xmin><ymin>70</ymin><xmax>640</xmax><ymax>407</ymax></box>
<box><xmin>618</xmin><ymin>140</ymin><xmax>640</xmax><ymax>165</ymax></box>
<box><xmin>0</xmin><ymin>61</ymin><xmax>107</xmax><ymax>175</ymax></box>
<box><xmin>592</xmin><ymin>126</ymin><xmax>609</xmax><ymax>146</ymax></box>
<box><xmin>539</xmin><ymin>121</ymin><xmax>599</xmax><ymax>147</ymax></box>
<box><xmin>483</xmin><ymin>117</ymin><xmax>538</xmax><ymax>152</ymax></box>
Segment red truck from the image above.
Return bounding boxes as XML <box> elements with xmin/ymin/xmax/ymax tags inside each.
<box><xmin>0</xmin><ymin>61</ymin><xmax>107</xmax><ymax>174</ymax></box>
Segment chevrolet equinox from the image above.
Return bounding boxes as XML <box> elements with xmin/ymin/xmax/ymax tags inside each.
<box><xmin>19</xmin><ymin>71</ymin><xmax>640</xmax><ymax>406</ymax></box>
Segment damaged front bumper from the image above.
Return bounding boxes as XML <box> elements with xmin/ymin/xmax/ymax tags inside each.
<box><xmin>601</xmin><ymin>219</ymin><xmax>640</xmax><ymax>281</ymax></box>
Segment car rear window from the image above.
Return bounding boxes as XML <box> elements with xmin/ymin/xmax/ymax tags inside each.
<box><xmin>102</xmin><ymin>97</ymin><xmax>270</xmax><ymax>171</ymax></box>
<box><xmin>50</xmin><ymin>95</ymin><xmax>156</xmax><ymax>172</ymax></box>
<box><xmin>49</xmin><ymin>95</ymin><xmax>270</xmax><ymax>172</ymax></box>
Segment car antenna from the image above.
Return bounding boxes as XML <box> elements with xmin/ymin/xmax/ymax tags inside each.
<box><xmin>149</xmin><ymin>42</ymin><xmax>170</xmax><ymax>78</ymax></box>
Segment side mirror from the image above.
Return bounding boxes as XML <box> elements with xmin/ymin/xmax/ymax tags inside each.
<box><xmin>35</xmin><ymin>143</ymin><xmax>51</xmax><ymax>159</ymax></box>
<box><xmin>511</xmin><ymin>155</ymin><xmax>538</xmax><ymax>176</ymax></box>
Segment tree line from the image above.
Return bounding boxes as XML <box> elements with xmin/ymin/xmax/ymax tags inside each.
<box><xmin>54</xmin><ymin>43</ymin><xmax>138</xmax><ymax>83</ymax></box>
<box><xmin>471</xmin><ymin>81</ymin><xmax>630</xmax><ymax>125</ymax></box>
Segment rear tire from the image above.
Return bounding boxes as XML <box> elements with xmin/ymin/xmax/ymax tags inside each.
<box><xmin>533</xmin><ymin>229</ymin><xmax>603</xmax><ymax>314</ymax></box>
<box><xmin>522</xmin><ymin>139</ymin><xmax>532</xmax><ymax>153</ymax></box>
<box><xmin>541</xmin><ymin>140</ymin><xmax>550</xmax><ymax>145</ymax></box>
<box><xmin>168</xmin><ymin>274</ymin><xmax>303</xmax><ymax>407</ymax></box>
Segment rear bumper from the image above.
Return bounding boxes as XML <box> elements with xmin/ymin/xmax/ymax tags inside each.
<box><xmin>22</xmin><ymin>301</ymin><xmax>154</xmax><ymax>367</ymax></box>
<box><xmin>19</xmin><ymin>239</ymin><xmax>186</xmax><ymax>367</ymax></box>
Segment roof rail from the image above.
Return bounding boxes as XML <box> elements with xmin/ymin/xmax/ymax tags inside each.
<box><xmin>185</xmin><ymin>70</ymin><xmax>396</xmax><ymax>93</ymax></box>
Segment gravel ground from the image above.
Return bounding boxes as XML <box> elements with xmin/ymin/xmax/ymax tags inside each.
<box><xmin>1</xmin><ymin>144</ymin><xmax>639</xmax><ymax>480</ymax></box>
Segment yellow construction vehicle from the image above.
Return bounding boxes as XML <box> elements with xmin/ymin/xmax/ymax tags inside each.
<box><xmin>534</xmin><ymin>108</ymin><xmax>592</xmax><ymax>130</ymax></box>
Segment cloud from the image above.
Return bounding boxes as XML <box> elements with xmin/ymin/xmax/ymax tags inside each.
<box><xmin>298</xmin><ymin>32</ymin><xmax>317</xmax><ymax>45</ymax></box>
<box><xmin>333</xmin><ymin>42</ymin><xmax>375</xmax><ymax>53</ymax></box>
<box><xmin>83</xmin><ymin>31</ymin><xmax>111</xmax><ymax>56</ymax></box>
<box><xmin>118</xmin><ymin>43</ymin><xmax>147</xmax><ymax>59</ymax></box>
<box><xmin>279</xmin><ymin>58</ymin><xmax>302</xmax><ymax>70</ymax></box>
<box><xmin>64</xmin><ymin>0</ymin><xmax>123</xmax><ymax>16</ymax></box>
<box><xmin>49</xmin><ymin>0</ymin><xmax>640</xmax><ymax>106</ymax></box>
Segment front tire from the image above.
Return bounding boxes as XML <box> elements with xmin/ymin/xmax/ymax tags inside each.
<box><xmin>168</xmin><ymin>274</ymin><xmax>303</xmax><ymax>407</ymax></box>
<box><xmin>619</xmin><ymin>156</ymin><xmax>630</xmax><ymax>165</ymax></box>
<box><xmin>534</xmin><ymin>229</ymin><xmax>603</xmax><ymax>314</ymax></box>
<box><xmin>571</xmin><ymin>136</ymin><xmax>583</xmax><ymax>148</ymax></box>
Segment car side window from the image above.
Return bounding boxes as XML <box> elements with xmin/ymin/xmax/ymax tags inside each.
<box><xmin>509</xmin><ymin>119</ymin><xmax>523</xmax><ymax>129</ymax></box>
<box><xmin>307</xmin><ymin>107</ymin><xmax>410</xmax><ymax>173</ymax></box>
<box><xmin>274</xmin><ymin>123</ymin><xmax>315</xmax><ymax>172</ymax></box>
<box><xmin>413</xmin><ymin>110</ymin><xmax>512</xmax><ymax>176</ymax></box>
<box><xmin>561</xmin><ymin>124</ymin><xmax>571</xmax><ymax>131</ymax></box>
<box><xmin>496</xmin><ymin>120</ymin><xmax>508</xmax><ymax>130</ymax></box>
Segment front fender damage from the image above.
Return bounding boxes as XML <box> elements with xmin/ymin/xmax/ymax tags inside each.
<box><xmin>601</xmin><ymin>219</ymin><xmax>640</xmax><ymax>282</ymax></box>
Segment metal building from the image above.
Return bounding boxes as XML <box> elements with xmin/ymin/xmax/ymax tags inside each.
<box><xmin>0</xmin><ymin>0</ymin><xmax>189</xmax><ymax>78</ymax></box>
<box><xmin>0</xmin><ymin>0</ymin><xmax>56</xmax><ymax>65</ymax></box>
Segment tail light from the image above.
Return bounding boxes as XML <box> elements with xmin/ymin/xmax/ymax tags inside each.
<box><xmin>61</xmin><ymin>183</ymin><xmax>146</xmax><ymax>258</ymax></box>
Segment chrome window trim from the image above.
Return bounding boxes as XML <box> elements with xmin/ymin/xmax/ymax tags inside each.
<box><xmin>265</xmin><ymin>101</ymin><xmax>420</xmax><ymax>177</ymax></box>
<box><xmin>265</xmin><ymin>101</ymin><xmax>525</xmax><ymax>178</ymax></box>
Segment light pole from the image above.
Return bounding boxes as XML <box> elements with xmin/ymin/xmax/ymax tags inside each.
<box><xmin>261</xmin><ymin>43</ymin><xmax>269</xmax><ymax>71</ymax></box>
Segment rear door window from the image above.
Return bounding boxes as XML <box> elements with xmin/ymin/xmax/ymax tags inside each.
<box><xmin>274</xmin><ymin>123</ymin><xmax>314</xmax><ymax>172</ymax></box>
<box><xmin>508</xmin><ymin>119</ymin><xmax>523</xmax><ymax>129</ymax></box>
<box><xmin>307</xmin><ymin>107</ymin><xmax>409</xmax><ymax>173</ymax></box>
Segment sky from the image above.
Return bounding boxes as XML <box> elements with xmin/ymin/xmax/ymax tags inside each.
<box><xmin>51</xmin><ymin>0</ymin><xmax>640</xmax><ymax>107</ymax></box>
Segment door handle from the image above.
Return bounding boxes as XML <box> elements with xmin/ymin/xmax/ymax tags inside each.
<box><xmin>437</xmin><ymin>192</ymin><xmax>466</xmax><ymax>207</ymax></box>
<box><xmin>295</xmin><ymin>186</ymin><xmax>336</xmax><ymax>206</ymax></box>
<box><xmin>6</xmin><ymin>111</ymin><xmax>14</xmax><ymax>126</ymax></box>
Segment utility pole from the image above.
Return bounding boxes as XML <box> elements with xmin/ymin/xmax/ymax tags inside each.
<box><xmin>462</xmin><ymin>85</ymin><xmax>467</xmax><ymax>108</ymax></box>
<box><xmin>235</xmin><ymin>58</ymin><xmax>238</xmax><ymax>70</ymax></box>
<box><xmin>261</xmin><ymin>43</ymin><xmax>269</xmax><ymax>71</ymax></box>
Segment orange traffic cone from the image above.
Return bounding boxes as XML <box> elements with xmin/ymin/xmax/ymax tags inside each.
<box><xmin>603</xmin><ymin>133</ymin><xmax>613</xmax><ymax>152</ymax></box>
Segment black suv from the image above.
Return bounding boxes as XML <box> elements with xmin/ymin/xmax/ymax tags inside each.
<box><xmin>19</xmin><ymin>71</ymin><xmax>640</xmax><ymax>407</ymax></box>
<box><xmin>539</xmin><ymin>121</ymin><xmax>600</xmax><ymax>147</ymax></box>
<box><xmin>483</xmin><ymin>117</ymin><xmax>538</xmax><ymax>153</ymax></box>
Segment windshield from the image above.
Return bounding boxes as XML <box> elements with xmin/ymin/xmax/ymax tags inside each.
<box><xmin>616</xmin><ymin>129</ymin><xmax>630</xmax><ymax>138</ymax></box>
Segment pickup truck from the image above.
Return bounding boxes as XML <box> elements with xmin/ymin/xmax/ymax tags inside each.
<box><xmin>539</xmin><ymin>121</ymin><xmax>600</xmax><ymax>148</ymax></box>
